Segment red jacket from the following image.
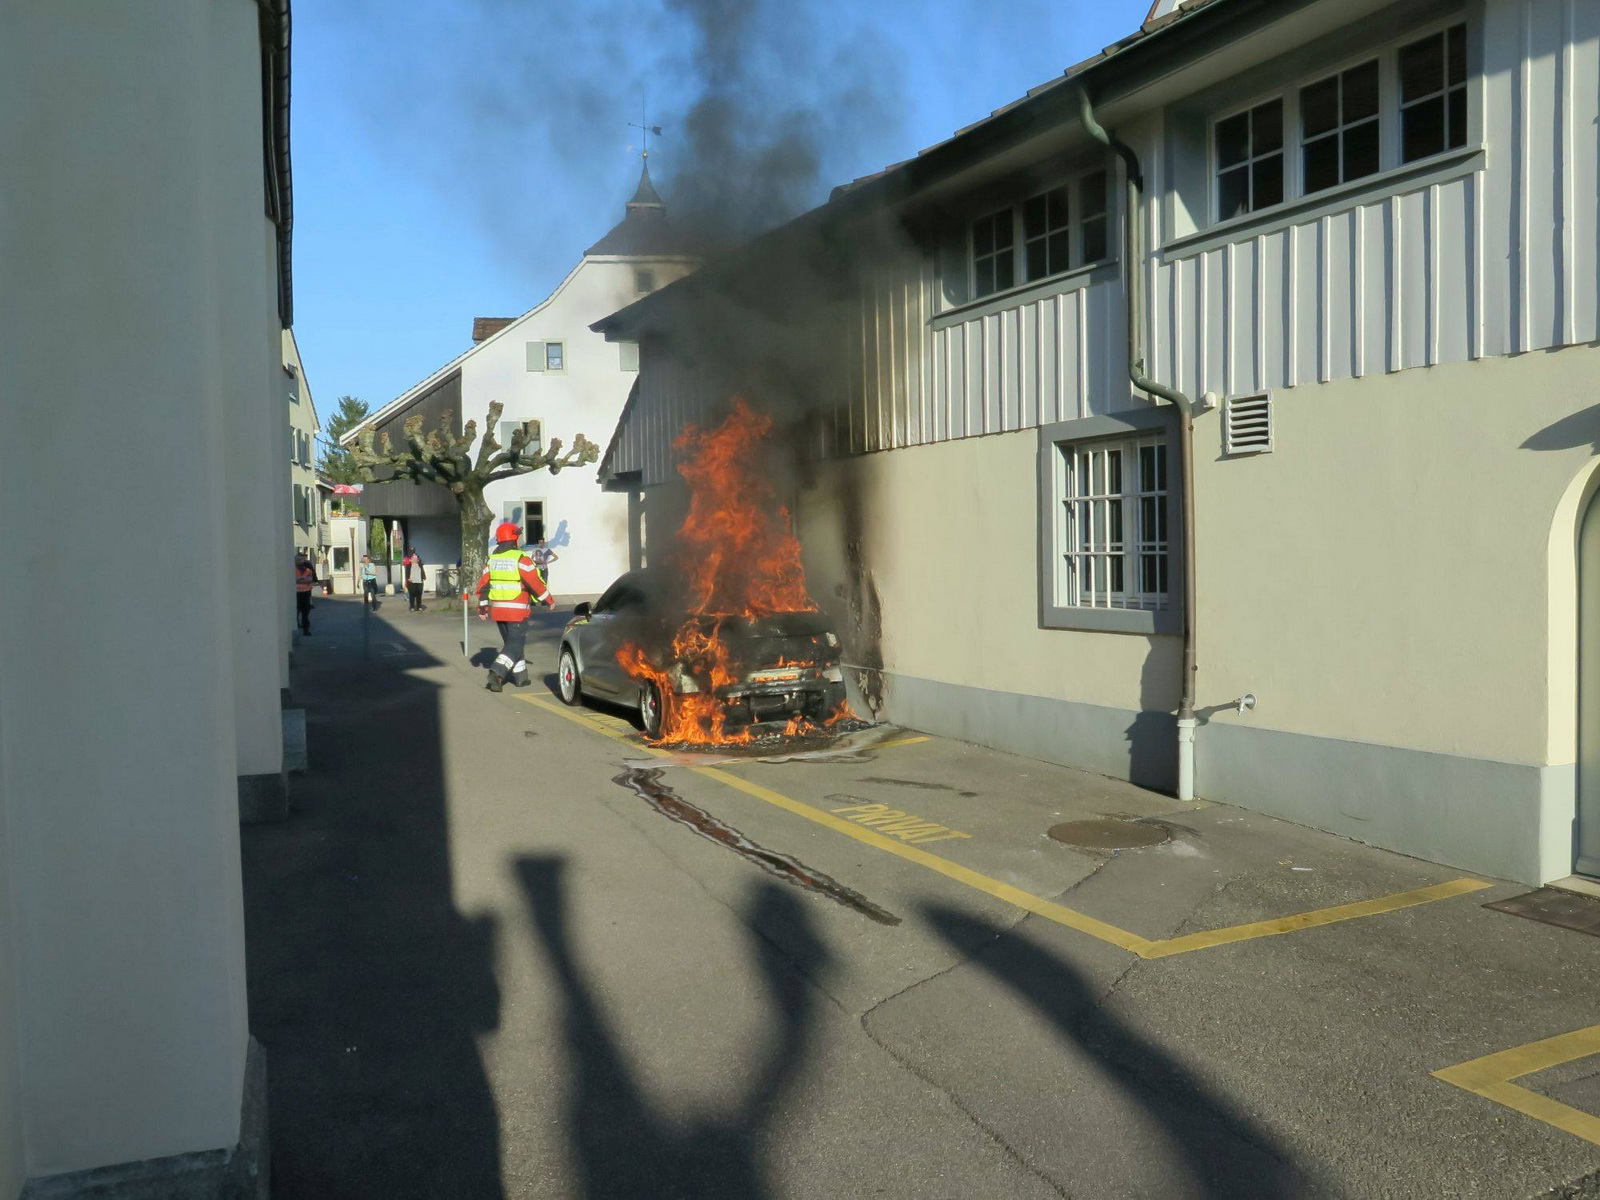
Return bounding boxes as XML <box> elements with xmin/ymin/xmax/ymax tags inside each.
<box><xmin>476</xmin><ymin>548</ymin><xmax>551</xmax><ymax>621</ymax></box>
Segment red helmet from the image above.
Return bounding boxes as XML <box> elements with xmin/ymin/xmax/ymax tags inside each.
<box><xmin>494</xmin><ymin>522</ymin><xmax>521</xmax><ymax>544</ymax></box>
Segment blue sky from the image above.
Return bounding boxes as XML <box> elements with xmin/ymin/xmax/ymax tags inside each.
<box><xmin>292</xmin><ymin>1</ymin><xmax>1143</xmax><ymax>419</ymax></box>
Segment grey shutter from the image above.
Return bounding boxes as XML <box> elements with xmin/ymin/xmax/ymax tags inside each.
<box><xmin>525</xmin><ymin>341</ymin><xmax>546</xmax><ymax>372</ymax></box>
<box><xmin>618</xmin><ymin>341</ymin><xmax>640</xmax><ymax>372</ymax></box>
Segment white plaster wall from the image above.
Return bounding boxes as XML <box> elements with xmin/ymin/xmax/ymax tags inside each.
<box><xmin>791</xmin><ymin>343</ymin><xmax>1600</xmax><ymax>776</ymax></box>
<box><xmin>327</xmin><ymin>517</ymin><xmax>367</xmax><ymax>595</ymax></box>
<box><xmin>0</xmin><ymin>0</ymin><xmax>255</xmax><ymax>1178</ymax></box>
<box><xmin>792</xmin><ymin>433</ymin><xmax>1182</xmax><ymax>717</ymax></box>
<box><xmin>1191</xmin><ymin>343</ymin><xmax>1600</xmax><ymax>768</ymax></box>
<box><xmin>0</xmin><ymin>707</ymin><xmax>22</xmax><ymax>1199</ymax></box>
<box><xmin>470</xmin><ymin>256</ymin><xmax>694</xmax><ymax>596</ymax></box>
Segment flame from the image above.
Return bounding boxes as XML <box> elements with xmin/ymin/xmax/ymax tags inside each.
<box><xmin>616</xmin><ymin>398</ymin><xmax>858</xmax><ymax>745</ymax></box>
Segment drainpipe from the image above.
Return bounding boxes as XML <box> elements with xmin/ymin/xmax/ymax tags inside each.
<box><xmin>1077</xmin><ymin>90</ymin><xmax>1200</xmax><ymax>802</ymax></box>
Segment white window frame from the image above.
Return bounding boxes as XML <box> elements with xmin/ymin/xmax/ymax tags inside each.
<box><xmin>1055</xmin><ymin>435</ymin><xmax>1169</xmax><ymax>613</ymax></box>
<box><xmin>970</xmin><ymin>167</ymin><xmax>1114</xmax><ymax>302</ymax></box>
<box><xmin>634</xmin><ymin>268</ymin><xmax>656</xmax><ymax>294</ymax></box>
<box><xmin>1208</xmin><ymin>14</ymin><xmax>1472</xmax><ymax>226</ymax></box>
<box><xmin>970</xmin><ymin>208</ymin><xmax>1015</xmax><ymax>300</ymax></box>
<box><xmin>1297</xmin><ymin>58</ymin><xmax>1382</xmax><ymax>195</ymax></box>
<box><xmin>544</xmin><ymin>341</ymin><xmax>565</xmax><ymax>373</ymax></box>
<box><xmin>1397</xmin><ymin>22</ymin><xmax>1469</xmax><ymax>164</ymax></box>
<box><xmin>1038</xmin><ymin>410</ymin><xmax>1182</xmax><ymax>636</ymax></box>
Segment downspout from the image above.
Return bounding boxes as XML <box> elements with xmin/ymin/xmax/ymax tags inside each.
<box><xmin>1077</xmin><ymin>89</ymin><xmax>1200</xmax><ymax>802</ymax></box>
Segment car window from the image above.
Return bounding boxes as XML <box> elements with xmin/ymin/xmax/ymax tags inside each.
<box><xmin>593</xmin><ymin>573</ymin><xmax>645</xmax><ymax>614</ymax></box>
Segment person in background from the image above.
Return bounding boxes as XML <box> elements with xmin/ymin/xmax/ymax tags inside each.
<box><xmin>403</xmin><ymin>545</ymin><xmax>428</xmax><ymax>612</ymax></box>
<box><xmin>294</xmin><ymin>554</ymin><xmax>317</xmax><ymax>636</ymax></box>
<box><xmin>476</xmin><ymin>521</ymin><xmax>553</xmax><ymax>692</ymax></box>
<box><xmin>528</xmin><ymin>537</ymin><xmax>558</xmax><ymax>586</ymax></box>
<box><xmin>360</xmin><ymin>554</ymin><xmax>379</xmax><ymax>609</ymax></box>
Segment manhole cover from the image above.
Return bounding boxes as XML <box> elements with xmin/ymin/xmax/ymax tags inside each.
<box><xmin>1047</xmin><ymin>818</ymin><xmax>1171</xmax><ymax>850</ymax></box>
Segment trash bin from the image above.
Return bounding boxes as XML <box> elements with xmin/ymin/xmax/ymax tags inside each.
<box><xmin>435</xmin><ymin>566</ymin><xmax>456</xmax><ymax>598</ymax></box>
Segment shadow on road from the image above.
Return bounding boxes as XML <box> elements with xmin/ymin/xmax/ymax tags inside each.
<box><xmin>923</xmin><ymin>903</ymin><xmax>1310</xmax><ymax>1198</ymax></box>
<box><xmin>515</xmin><ymin>855</ymin><xmax>825</xmax><ymax>1200</ymax></box>
<box><xmin>243</xmin><ymin>597</ymin><xmax>505</xmax><ymax>1198</ymax></box>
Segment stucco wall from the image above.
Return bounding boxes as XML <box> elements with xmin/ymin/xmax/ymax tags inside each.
<box><xmin>0</xmin><ymin>0</ymin><xmax>257</xmax><ymax>1181</ymax></box>
<box><xmin>795</xmin><ymin>432</ymin><xmax>1181</xmax><ymax>714</ymax></box>
<box><xmin>469</xmin><ymin>255</ymin><xmax>693</xmax><ymax>595</ymax></box>
<box><xmin>1189</xmin><ymin>343</ymin><xmax>1600</xmax><ymax>768</ymax></box>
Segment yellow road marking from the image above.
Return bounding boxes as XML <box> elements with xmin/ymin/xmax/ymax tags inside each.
<box><xmin>515</xmin><ymin>694</ymin><xmax>1487</xmax><ymax>958</ymax></box>
<box><xmin>1433</xmin><ymin>1025</ymin><xmax>1600</xmax><ymax>1146</ymax></box>
<box><xmin>1140</xmin><ymin>877</ymin><xmax>1494</xmax><ymax>958</ymax></box>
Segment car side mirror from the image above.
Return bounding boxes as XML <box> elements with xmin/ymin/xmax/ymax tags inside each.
<box><xmin>572</xmin><ymin>601</ymin><xmax>592</xmax><ymax>619</ymax></box>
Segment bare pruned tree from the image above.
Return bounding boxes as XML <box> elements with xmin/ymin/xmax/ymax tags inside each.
<box><xmin>351</xmin><ymin>401</ymin><xmax>600</xmax><ymax>594</ymax></box>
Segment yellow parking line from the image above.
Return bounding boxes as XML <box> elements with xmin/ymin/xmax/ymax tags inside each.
<box><xmin>515</xmin><ymin>694</ymin><xmax>1487</xmax><ymax>958</ymax></box>
<box><xmin>1141</xmin><ymin>877</ymin><xmax>1493</xmax><ymax>958</ymax></box>
<box><xmin>1433</xmin><ymin>1025</ymin><xmax>1600</xmax><ymax>1146</ymax></box>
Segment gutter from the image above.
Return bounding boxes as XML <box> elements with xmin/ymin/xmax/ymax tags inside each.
<box><xmin>260</xmin><ymin>0</ymin><xmax>293</xmax><ymax>327</ymax></box>
<box><xmin>1077</xmin><ymin>88</ymin><xmax>1200</xmax><ymax>803</ymax></box>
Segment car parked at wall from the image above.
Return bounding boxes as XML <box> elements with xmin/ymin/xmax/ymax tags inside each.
<box><xmin>555</xmin><ymin>569</ymin><xmax>846</xmax><ymax>739</ymax></box>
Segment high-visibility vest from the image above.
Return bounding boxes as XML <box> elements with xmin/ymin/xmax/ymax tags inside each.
<box><xmin>486</xmin><ymin>548</ymin><xmax>528</xmax><ymax>608</ymax></box>
<box><xmin>295</xmin><ymin>566</ymin><xmax>315</xmax><ymax>594</ymax></box>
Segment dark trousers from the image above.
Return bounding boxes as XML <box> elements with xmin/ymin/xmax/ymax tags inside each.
<box><xmin>493</xmin><ymin>619</ymin><xmax>529</xmax><ymax>684</ymax></box>
<box><xmin>407</xmin><ymin>581</ymin><xmax>424</xmax><ymax>610</ymax></box>
<box><xmin>363</xmin><ymin>580</ymin><xmax>378</xmax><ymax>607</ymax></box>
<box><xmin>295</xmin><ymin>591</ymin><xmax>311</xmax><ymax>633</ymax></box>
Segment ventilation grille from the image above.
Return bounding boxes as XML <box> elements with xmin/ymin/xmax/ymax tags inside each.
<box><xmin>1224</xmin><ymin>394</ymin><xmax>1273</xmax><ymax>455</ymax></box>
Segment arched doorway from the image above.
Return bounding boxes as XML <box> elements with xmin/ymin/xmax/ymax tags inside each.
<box><xmin>1577</xmin><ymin>486</ymin><xmax>1600</xmax><ymax>877</ymax></box>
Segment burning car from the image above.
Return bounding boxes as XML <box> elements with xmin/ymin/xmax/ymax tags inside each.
<box><xmin>555</xmin><ymin>569</ymin><xmax>847</xmax><ymax>741</ymax></box>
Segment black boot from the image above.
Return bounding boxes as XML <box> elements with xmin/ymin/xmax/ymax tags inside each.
<box><xmin>486</xmin><ymin>673</ymin><xmax>504</xmax><ymax>693</ymax></box>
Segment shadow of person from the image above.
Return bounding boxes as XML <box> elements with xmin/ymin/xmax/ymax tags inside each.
<box><xmin>548</xmin><ymin>518</ymin><xmax>571</xmax><ymax>550</ymax></box>
<box><xmin>514</xmin><ymin>856</ymin><xmax>827</xmax><ymax>1200</ymax></box>
<box><xmin>244</xmin><ymin>599</ymin><xmax>505</xmax><ymax>1198</ymax></box>
<box><xmin>923</xmin><ymin>904</ymin><xmax>1309</xmax><ymax>1199</ymax></box>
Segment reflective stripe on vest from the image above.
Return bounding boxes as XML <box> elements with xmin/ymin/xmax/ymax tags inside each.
<box><xmin>295</xmin><ymin>568</ymin><xmax>314</xmax><ymax>593</ymax></box>
<box><xmin>487</xmin><ymin>549</ymin><xmax>527</xmax><ymax>604</ymax></box>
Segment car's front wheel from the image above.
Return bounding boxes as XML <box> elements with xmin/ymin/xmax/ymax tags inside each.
<box><xmin>557</xmin><ymin>646</ymin><xmax>583</xmax><ymax>706</ymax></box>
<box><xmin>640</xmin><ymin>681</ymin><xmax>669</xmax><ymax>740</ymax></box>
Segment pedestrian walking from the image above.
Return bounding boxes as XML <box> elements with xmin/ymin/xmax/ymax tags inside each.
<box><xmin>528</xmin><ymin>538</ymin><xmax>558</xmax><ymax>586</ymax></box>
<box><xmin>476</xmin><ymin>521</ymin><xmax>553</xmax><ymax>692</ymax></box>
<box><xmin>294</xmin><ymin>554</ymin><xmax>317</xmax><ymax>635</ymax></box>
<box><xmin>360</xmin><ymin>554</ymin><xmax>379</xmax><ymax>608</ymax></box>
<box><xmin>403</xmin><ymin>546</ymin><xmax>428</xmax><ymax>611</ymax></box>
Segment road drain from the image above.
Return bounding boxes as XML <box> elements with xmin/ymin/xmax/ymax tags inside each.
<box><xmin>613</xmin><ymin>767</ymin><xmax>901</xmax><ymax>926</ymax></box>
<box><xmin>1047</xmin><ymin>817</ymin><xmax>1172</xmax><ymax>850</ymax></box>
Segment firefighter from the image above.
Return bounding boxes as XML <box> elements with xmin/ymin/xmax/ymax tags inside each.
<box><xmin>294</xmin><ymin>554</ymin><xmax>317</xmax><ymax>636</ymax></box>
<box><xmin>476</xmin><ymin>521</ymin><xmax>554</xmax><ymax>692</ymax></box>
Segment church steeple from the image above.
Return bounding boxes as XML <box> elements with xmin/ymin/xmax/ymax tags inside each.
<box><xmin>627</xmin><ymin>158</ymin><xmax>664</xmax><ymax>212</ymax></box>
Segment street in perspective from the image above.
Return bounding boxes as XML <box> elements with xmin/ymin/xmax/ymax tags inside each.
<box><xmin>6</xmin><ymin>1</ymin><xmax>1600</xmax><ymax>1198</ymax></box>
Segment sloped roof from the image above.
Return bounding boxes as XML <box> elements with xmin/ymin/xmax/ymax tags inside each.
<box><xmin>585</xmin><ymin>160</ymin><xmax>703</xmax><ymax>258</ymax></box>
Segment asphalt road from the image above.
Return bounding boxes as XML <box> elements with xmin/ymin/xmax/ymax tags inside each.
<box><xmin>244</xmin><ymin>595</ymin><xmax>1600</xmax><ymax>1198</ymax></box>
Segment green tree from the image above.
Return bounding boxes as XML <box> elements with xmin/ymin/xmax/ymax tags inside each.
<box><xmin>318</xmin><ymin>395</ymin><xmax>371</xmax><ymax>485</ymax></box>
<box><xmin>351</xmin><ymin>402</ymin><xmax>598</xmax><ymax>591</ymax></box>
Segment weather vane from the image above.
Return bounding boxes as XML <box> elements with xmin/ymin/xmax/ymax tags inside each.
<box><xmin>629</xmin><ymin>98</ymin><xmax>662</xmax><ymax>160</ymax></box>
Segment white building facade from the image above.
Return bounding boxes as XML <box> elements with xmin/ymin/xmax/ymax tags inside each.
<box><xmin>0</xmin><ymin>2</ymin><xmax>291</xmax><ymax>1195</ymax></box>
<box><xmin>600</xmin><ymin>0</ymin><xmax>1600</xmax><ymax>888</ymax></box>
<box><xmin>345</xmin><ymin>167</ymin><xmax>698</xmax><ymax>598</ymax></box>
<box><xmin>285</xmin><ymin>328</ymin><xmax>323</xmax><ymax>563</ymax></box>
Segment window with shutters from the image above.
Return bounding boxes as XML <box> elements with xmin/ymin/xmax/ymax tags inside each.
<box><xmin>499</xmin><ymin>420</ymin><xmax>542</xmax><ymax>458</ymax></box>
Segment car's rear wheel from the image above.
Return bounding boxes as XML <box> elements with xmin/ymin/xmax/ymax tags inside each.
<box><xmin>557</xmin><ymin>646</ymin><xmax>583</xmax><ymax>706</ymax></box>
<box><xmin>640</xmin><ymin>681</ymin><xmax>669</xmax><ymax>739</ymax></box>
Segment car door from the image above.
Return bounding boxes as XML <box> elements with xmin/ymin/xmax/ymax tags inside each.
<box><xmin>571</xmin><ymin>582</ymin><xmax>623</xmax><ymax>698</ymax></box>
<box><xmin>572</xmin><ymin>575</ymin><xmax>645</xmax><ymax>699</ymax></box>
